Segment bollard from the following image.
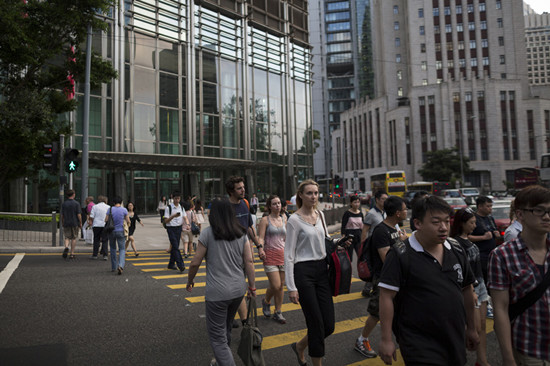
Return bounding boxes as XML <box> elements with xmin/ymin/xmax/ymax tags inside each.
<box><xmin>51</xmin><ymin>211</ymin><xmax>57</xmax><ymax>247</ymax></box>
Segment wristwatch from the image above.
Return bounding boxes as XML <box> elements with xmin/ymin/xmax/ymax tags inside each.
<box><xmin>256</xmin><ymin>244</ymin><xmax>263</xmax><ymax>249</ymax></box>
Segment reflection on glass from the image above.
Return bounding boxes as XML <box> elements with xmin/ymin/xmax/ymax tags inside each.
<box><xmin>159</xmin><ymin>40</ymin><xmax>178</xmax><ymax>73</ymax></box>
<box><xmin>202</xmin><ymin>52</ymin><xmax>218</xmax><ymax>83</ymax></box>
<box><xmin>203</xmin><ymin>82</ymin><xmax>218</xmax><ymax>114</ymax></box>
<box><xmin>255</xmin><ymin>121</ymin><xmax>269</xmax><ymax>150</ymax></box>
<box><xmin>134</xmin><ymin>103</ymin><xmax>156</xmax><ymax>142</ymax></box>
<box><xmin>203</xmin><ymin>114</ymin><xmax>219</xmax><ymax>146</ymax></box>
<box><xmin>160</xmin><ymin>73</ymin><xmax>178</xmax><ymax>107</ymax></box>
<box><xmin>160</xmin><ymin>108</ymin><xmax>179</xmax><ymax>143</ymax></box>
<box><xmin>134</xmin><ymin>32</ymin><xmax>156</xmax><ymax>68</ymax></box>
<box><xmin>134</xmin><ymin>67</ymin><xmax>156</xmax><ymax>104</ymax></box>
<box><xmin>221</xmin><ymin>58</ymin><xmax>236</xmax><ymax>88</ymax></box>
<box><xmin>221</xmin><ymin>87</ymin><xmax>237</xmax><ymax>117</ymax></box>
<box><xmin>222</xmin><ymin>116</ymin><xmax>237</xmax><ymax>147</ymax></box>
<box><xmin>90</xmin><ymin>97</ymin><xmax>102</xmax><ymax>135</ymax></box>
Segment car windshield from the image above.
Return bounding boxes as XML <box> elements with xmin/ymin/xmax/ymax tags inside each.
<box><xmin>492</xmin><ymin>206</ymin><xmax>509</xmax><ymax>220</ymax></box>
<box><xmin>444</xmin><ymin>198</ymin><xmax>465</xmax><ymax>205</ymax></box>
<box><xmin>445</xmin><ymin>191</ymin><xmax>461</xmax><ymax>198</ymax></box>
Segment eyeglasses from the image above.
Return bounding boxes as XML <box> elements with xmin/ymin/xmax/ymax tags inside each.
<box><xmin>522</xmin><ymin>208</ymin><xmax>550</xmax><ymax>217</ymax></box>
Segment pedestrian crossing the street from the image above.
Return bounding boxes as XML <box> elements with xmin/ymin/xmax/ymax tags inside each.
<box><xmin>125</xmin><ymin>250</ymin><xmax>494</xmax><ymax>366</ymax></box>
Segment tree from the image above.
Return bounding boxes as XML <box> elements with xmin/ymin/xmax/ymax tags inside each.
<box><xmin>418</xmin><ymin>147</ymin><xmax>471</xmax><ymax>182</ymax></box>
<box><xmin>0</xmin><ymin>0</ymin><xmax>117</xmax><ymax>189</ymax></box>
<box><xmin>359</xmin><ymin>4</ymin><xmax>374</xmax><ymax>99</ymax></box>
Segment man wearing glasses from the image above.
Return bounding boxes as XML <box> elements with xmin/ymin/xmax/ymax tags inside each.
<box><xmin>488</xmin><ymin>185</ymin><xmax>550</xmax><ymax>365</ymax></box>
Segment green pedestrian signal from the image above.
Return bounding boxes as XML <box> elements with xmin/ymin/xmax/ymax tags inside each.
<box><xmin>64</xmin><ymin>148</ymin><xmax>79</xmax><ymax>173</ymax></box>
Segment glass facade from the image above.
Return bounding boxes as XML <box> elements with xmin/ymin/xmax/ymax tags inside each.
<box><xmin>65</xmin><ymin>0</ymin><xmax>313</xmax><ymax>212</ymax></box>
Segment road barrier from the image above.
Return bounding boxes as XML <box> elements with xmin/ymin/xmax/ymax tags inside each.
<box><xmin>0</xmin><ymin>212</ymin><xmax>57</xmax><ymax>246</ymax></box>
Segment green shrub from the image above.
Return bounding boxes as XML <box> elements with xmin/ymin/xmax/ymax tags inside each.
<box><xmin>0</xmin><ymin>214</ymin><xmax>59</xmax><ymax>223</ymax></box>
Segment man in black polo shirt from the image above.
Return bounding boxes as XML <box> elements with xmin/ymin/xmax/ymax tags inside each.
<box><xmin>378</xmin><ymin>196</ymin><xmax>478</xmax><ymax>366</ymax></box>
<box><xmin>469</xmin><ymin>195</ymin><xmax>500</xmax><ymax>284</ymax></box>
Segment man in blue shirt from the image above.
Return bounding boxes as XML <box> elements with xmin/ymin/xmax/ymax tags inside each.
<box><xmin>225</xmin><ymin>176</ymin><xmax>260</xmax><ymax>327</ymax></box>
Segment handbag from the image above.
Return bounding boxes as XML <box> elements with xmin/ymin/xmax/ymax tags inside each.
<box><xmin>509</xmin><ymin>268</ymin><xmax>550</xmax><ymax>322</ymax></box>
<box><xmin>196</xmin><ymin>212</ymin><xmax>205</xmax><ymax>224</ymax></box>
<box><xmin>237</xmin><ymin>297</ymin><xmax>265</xmax><ymax>366</ymax></box>
<box><xmin>191</xmin><ymin>221</ymin><xmax>200</xmax><ymax>235</ymax></box>
<box><xmin>319</xmin><ymin>211</ymin><xmax>352</xmax><ymax>296</ymax></box>
<box><xmin>104</xmin><ymin>207</ymin><xmax>115</xmax><ymax>234</ymax></box>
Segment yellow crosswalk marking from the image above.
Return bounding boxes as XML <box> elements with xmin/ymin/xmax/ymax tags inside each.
<box><xmin>152</xmin><ymin>267</ymin><xmax>266</xmax><ymax>279</ymax></box>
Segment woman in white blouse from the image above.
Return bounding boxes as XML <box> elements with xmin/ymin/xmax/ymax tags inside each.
<box><xmin>285</xmin><ymin>179</ymin><xmax>334</xmax><ymax>366</ymax></box>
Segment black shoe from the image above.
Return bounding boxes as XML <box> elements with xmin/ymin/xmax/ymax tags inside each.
<box><xmin>62</xmin><ymin>247</ymin><xmax>69</xmax><ymax>259</ymax></box>
<box><xmin>178</xmin><ymin>265</ymin><xmax>186</xmax><ymax>273</ymax></box>
<box><xmin>232</xmin><ymin>319</ymin><xmax>240</xmax><ymax>328</ymax></box>
<box><xmin>117</xmin><ymin>267</ymin><xmax>123</xmax><ymax>275</ymax></box>
<box><xmin>167</xmin><ymin>266</ymin><xmax>178</xmax><ymax>270</ymax></box>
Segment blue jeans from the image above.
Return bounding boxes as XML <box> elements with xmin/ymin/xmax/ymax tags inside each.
<box><xmin>166</xmin><ymin>226</ymin><xmax>184</xmax><ymax>270</ymax></box>
<box><xmin>109</xmin><ymin>231</ymin><xmax>126</xmax><ymax>271</ymax></box>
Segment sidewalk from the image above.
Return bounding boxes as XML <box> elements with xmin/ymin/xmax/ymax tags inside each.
<box><xmin>0</xmin><ymin>212</ymin><xmax>342</xmax><ymax>254</ymax></box>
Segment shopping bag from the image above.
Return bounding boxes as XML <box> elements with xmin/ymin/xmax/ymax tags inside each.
<box><xmin>85</xmin><ymin>226</ymin><xmax>94</xmax><ymax>244</ymax></box>
<box><xmin>328</xmin><ymin>247</ymin><xmax>352</xmax><ymax>296</ymax></box>
<box><xmin>237</xmin><ymin>297</ymin><xmax>265</xmax><ymax>366</ymax></box>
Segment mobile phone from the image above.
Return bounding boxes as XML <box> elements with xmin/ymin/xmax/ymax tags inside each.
<box><xmin>175</xmin><ymin>212</ymin><xmax>181</xmax><ymax>216</ymax></box>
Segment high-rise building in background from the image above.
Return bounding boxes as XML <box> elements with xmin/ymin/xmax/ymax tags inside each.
<box><xmin>7</xmin><ymin>0</ymin><xmax>314</xmax><ymax>213</ymax></box>
<box><xmin>525</xmin><ymin>8</ymin><xmax>550</xmax><ymax>87</ymax></box>
<box><xmin>310</xmin><ymin>0</ymin><xmax>374</xmax><ymax>194</ymax></box>
<box><xmin>331</xmin><ymin>0</ymin><xmax>550</xmax><ymax>193</ymax></box>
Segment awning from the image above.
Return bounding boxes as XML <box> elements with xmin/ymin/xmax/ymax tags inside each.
<box><xmin>88</xmin><ymin>151</ymin><xmax>274</xmax><ymax>171</ymax></box>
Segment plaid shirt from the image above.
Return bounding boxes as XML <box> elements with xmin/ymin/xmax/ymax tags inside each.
<box><xmin>487</xmin><ymin>236</ymin><xmax>550</xmax><ymax>360</ymax></box>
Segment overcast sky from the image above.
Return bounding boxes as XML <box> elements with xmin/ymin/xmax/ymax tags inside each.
<box><xmin>525</xmin><ymin>0</ymin><xmax>550</xmax><ymax>13</ymax></box>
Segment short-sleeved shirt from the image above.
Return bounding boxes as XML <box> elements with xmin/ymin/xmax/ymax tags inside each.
<box><xmin>370</xmin><ymin>222</ymin><xmax>400</xmax><ymax>278</ymax></box>
<box><xmin>455</xmin><ymin>236</ymin><xmax>483</xmax><ymax>286</ymax></box>
<box><xmin>472</xmin><ymin>214</ymin><xmax>497</xmax><ymax>259</ymax></box>
<box><xmin>487</xmin><ymin>236</ymin><xmax>550</xmax><ymax>361</ymax></box>
<box><xmin>198</xmin><ymin>227</ymin><xmax>248</xmax><ymax>302</ymax></box>
<box><xmin>233</xmin><ymin>200</ymin><xmax>253</xmax><ymax>229</ymax></box>
<box><xmin>363</xmin><ymin>207</ymin><xmax>385</xmax><ymax>236</ymax></box>
<box><xmin>379</xmin><ymin>233</ymin><xmax>475</xmax><ymax>366</ymax></box>
<box><xmin>164</xmin><ymin>204</ymin><xmax>184</xmax><ymax>227</ymax></box>
<box><xmin>61</xmin><ymin>199</ymin><xmax>81</xmax><ymax>228</ymax></box>
<box><xmin>110</xmin><ymin>206</ymin><xmax>128</xmax><ymax>232</ymax></box>
<box><xmin>90</xmin><ymin>202</ymin><xmax>110</xmax><ymax>228</ymax></box>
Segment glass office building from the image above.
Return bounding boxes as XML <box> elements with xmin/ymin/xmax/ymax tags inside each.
<box><xmin>22</xmin><ymin>0</ymin><xmax>313</xmax><ymax>213</ymax></box>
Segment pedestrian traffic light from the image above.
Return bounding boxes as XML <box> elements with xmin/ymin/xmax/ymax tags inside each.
<box><xmin>64</xmin><ymin>148</ymin><xmax>79</xmax><ymax>173</ymax></box>
<box><xmin>42</xmin><ymin>142</ymin><xmax>59</xmax><ymax>172</ymax></box>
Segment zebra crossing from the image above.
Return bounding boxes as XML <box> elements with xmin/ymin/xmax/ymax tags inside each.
<box><xmin>126</xmin><ymin>250</ymin><xmax>495</xmax><ymax>365</ymax></box>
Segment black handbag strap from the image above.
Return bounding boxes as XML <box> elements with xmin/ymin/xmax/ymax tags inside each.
<box><xmin>509</xmin><ymin>268</ymin><xmax>550</xmax><ymax>321</ymax></box>
<box><xmin>246</xmin><ymin>297</ymin><xmax>258</xmax><ymax>326</ymax></box>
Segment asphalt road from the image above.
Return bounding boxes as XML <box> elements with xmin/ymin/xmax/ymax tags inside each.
<box><xmin>0</xmin><ymin>249</ymin><xmax>504</xmax><ymax>366</ymax></box>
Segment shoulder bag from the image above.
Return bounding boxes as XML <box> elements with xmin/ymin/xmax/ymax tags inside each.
<box><xmin>104</xmin><ymin>207</ymin><xmax>115</xmax><ymax>234</ymax></box>
<box><xmin>509</xmin><ymin>269</ymin><xmax>550</xmax><ymax>322</ymax></box>
<box><xmin>237</xmin><ymin>297</ymin><xmax>265</xmax><ymax>366</ymax></box>
<box><xmin>319</xmin><ymin>211</ymin><xmax>352</xmax><ymax>296</ymax></box>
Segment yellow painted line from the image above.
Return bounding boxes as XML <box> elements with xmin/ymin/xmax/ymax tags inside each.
<box><xmin>153</xmin><ymin>267</ymin><xmax>266</xmax><ymax>280</ymax></box>
<box><xmin>185</xmin><ymin>288</ymin><xmax>271</xmax><ymax>303</ymax></box>
<box><xmin>168</xmin><ymin>276</ymin><xmax>271</xmax><ymax>289</ymax></box>
<box><xmin>263</xmin><ymin>316</ymin><xmax>368</xmax><ymax>350</ymax></box>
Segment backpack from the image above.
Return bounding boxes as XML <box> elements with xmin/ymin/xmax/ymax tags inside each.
<box><xmin>162</xmin><ymin>205</ymin><xmax>172</xmax><ymax>229</ymax></box>
<box><xmin>357</xmin><ymin>235</ymin><xmax>374</xmax><ymax>282</ymax></box>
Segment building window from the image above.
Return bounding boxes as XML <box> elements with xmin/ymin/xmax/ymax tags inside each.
<box><xmin>480</xmin><ymin>21</ymin><xmax>487</xmax><ymax>30</ymax></box>
<box><xmin>395</xmin><ymin>38</ymin><xmax>400</xmax><ymax>47</ymax></box>
<box><xmin>456</xmin><ymin>5</ymin><xmax>462</xmax><ymax>14</ymax></box>
<box><xmin>499</xmin><ymin>37</ymin><xmax>504</xmax><ymax>46</ymax></box>
<box><xmin>428</xmin><ymin>96</ymin><xmax>435</xmax><ymax>104</ymax></box>
<box><xmin>398</xmin><ymin>87</ymin><xmax>403</xmax><ymax>96</ymax></box>
<box><xmin>448</xmin><ymin>59</ymin><xmax>454</xmax><ymax>68</ymax></box>
<box><xmin>465</xmin><ymin>92</ymin><xmax>472</xmax><ymax>102</ymax></box>
<box><xmin>436</xmin><ymin>61</ymin><xmax>442</xmax><ymax>70</ymax></box>
<box><xmin>482</xmin><ymin>39</ymin><xmax>488</xmax><ymax>48</ymax></box>
<box><xmin>446</xmin><ymin>24</ymin><xmax>452</xmax><ymax>33</ymax></box>
<box><xmin>421</xmin><ymin>61</ymin><xmax>427</xmax><ymax>71</ymax></box>
<box><xmin>422</xmin><ymin>79</ymin><xmax>428</xmax><ymax>85</ymax></box>
<box><xmin>435</xmin><ymin>43</ymin><xmax>441</xmax><ymax>51</ymax></box>
<box><xmin>496</xmin><ymin>1</ymin><xmax>502</xmax><ymax>10</ymax></box>
<box><xmin>444</xmin><ymin>6</ymin><xmax>451</xmax><ymax>15</ymax></box>
<box><xmin>453</xmin><ymin>93</ymin><xmax>460</xmax><ymax>102</ymax></box>
<box><xmin>477</xmin><ymin>91</ymin><xmax>484</xmax><ymax>100</ymax></box>
<box><xmin>434</xmin><ymin>25</ymin><xmax>440</xmax><ymax>34</ymax></box>
<box><xmin>459</xmin><ymin>59</ymin><xmax>466</xmax><ymax>68</ymax></box>
<box><xmin>421</xmin><ymin>43</ymin><xmax>426</xmax><ymax>53</ymax></box>
<box><xmin>501</xmin><ymin>73</ymin><xmax>507</xmax><ymax>79</ymax></box>
<box><xmin>394</xmin><ymin>22</ymin><xmax>400</xmax><ymax>31</ymax></box>
<box><xmin>471</xmin><ymin>58</ymin><xmax>478</xmax><ymax>67</ymax></box>
<box><xmin>419</xmin><ymin>8</ymin><xmax>424</xmax><ymax>18</ymax></box>
<box><xmin>483</xmin><ymin>57</ymin><xmax>489</xmax><ymax>66</ymax></box>
<box><xmin>458</xmin><ymin>41</ymin><xmax>465</xmax><ymax>50</ymax></box>
<box><xmin>467</xmin><ymin>4</ymin><xmax>474</xmax><ymax>13</ymax></box>
<box><xmin>420</xmin><ymin>26</ymin><xmax>425</xmax><ymax>35</ymax></box>
<box><xmin>393</xmin><ymin>5</ymin><xmax>398</xmax><ymax>14</ymax></box>
<box><xmin>396</xmin><ymin>54</ymin><xmax>401</xmax><ymax>63</ymax></box>
<box><xmin>397</xmin><ymin>70</ymin><xmax>402</xmax><ymax>80</ymax></box>
<box><xmin>497</xmin><ymin>18</ymin><xmax>503</xmax><ymax>28</ymax></box>
<box><xmin>479</xmin><ymin>3</ymin><xmax>486</xmax><ymax>12</ymax></box>
<box><xmin>500</xmin><ymin>55</ymin><xmax>505</xmax><ymax>64</ymax></box>
<box><xmin>470</xmin><ymin>40</ymin><xmax>476</xmax><ymax>49</ymax></box>
<box><xmin>457</xmin><ymin>23</ymin><xmax>464</xmax><ymax>32</ymax></box>
<box><xmin>469</xmin><ymin>22</ymin><xmax>475</xmax><ymax>31</ymax></box>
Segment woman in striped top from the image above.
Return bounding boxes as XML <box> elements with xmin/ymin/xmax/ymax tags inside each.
<box><xmin>257</xmin><ymin>195</ymin><xmax>287</xmax><ymax>324</ymax></box>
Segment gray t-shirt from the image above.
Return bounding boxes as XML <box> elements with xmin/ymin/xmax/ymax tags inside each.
<box><xmin>198</xmin><ymin>227</ymin><xmax>248</xmax><ymax>302</ymax></box>
<box><xmin>61</xmin><ymin>199</ymin><xmax>81</xmax><ymax>228</ymax></box>
<box><xmin>363</xmin><ymin>207</ymin><xmax>386</xmax><ymax>236</ymax></box>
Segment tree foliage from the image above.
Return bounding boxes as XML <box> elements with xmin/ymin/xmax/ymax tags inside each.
<box><xmin>359</xmin><ymin>4</ymin><xmax>374</xmax><ymax>99</ymax></box>
<box><xmin>418</xmin><ymin>147</ymin><xmax>471</xmax><ymax>182</ymax></box>
<box><xmin>0</xmin><ymin>0</ymin><xmax>117</xmax><ymax>189</ymax></box>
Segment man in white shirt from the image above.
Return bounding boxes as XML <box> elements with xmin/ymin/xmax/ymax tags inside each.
<box><xmin>88</xmin><ymin>195</ymin><xmax>110</xmax><ymax>260</ymax></box>
<box><xmin>164</xmin><ymin>191</ymin><xmax>187</xmax><ymax>272</ymax></box>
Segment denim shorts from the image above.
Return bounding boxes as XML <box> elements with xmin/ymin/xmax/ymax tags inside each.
<box><xmin>474</xmin><ymin>280</ymin><xmax>489</xmax><ymax>308</ymax></box>
<box><xmin>264</xmin><ymin>264</ymin><xmax>285</xmax><ymax>273</ymax></box>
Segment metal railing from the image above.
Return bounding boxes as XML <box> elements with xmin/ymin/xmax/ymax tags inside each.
<box><xmin>0</xmin><ymin>212</ymin><xmax>57</xmax><ymax>246</ymax></box>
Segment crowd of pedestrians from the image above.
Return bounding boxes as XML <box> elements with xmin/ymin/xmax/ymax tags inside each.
<box><xmin>61</xmin><ymin>179</ymin><xmax>550</xmax><ymax>366</ymax></box>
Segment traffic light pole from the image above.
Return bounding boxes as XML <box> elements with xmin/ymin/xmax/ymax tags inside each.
<box><xmin>58</xmin><ymin>134</ymin><xmax>65</xmax><ymax>248</ymax></box>
<box><xmin>81</xmin><ymin>24</ymin><xmax>92</xmax><ymax>206</ymax></box>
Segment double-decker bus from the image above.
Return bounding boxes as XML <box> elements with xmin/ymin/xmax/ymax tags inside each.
<box><xmin>407</xmin><ymin>181</ymin><xmax>451</xmax><ymax>195</ymax></box>
<box><xmin>514</xmin><ymin>167</ymin><xmax>540</xmax><ymax>189</ymax></box>
<box><xmin>371</xmin><ymin>170</ymin><xmax>406</xmax><ymax>197</ymax></box>
<box><xmin>541</xmin><ymin>154</ymin><xmax>550</xmax><ymax>182</ymax></box>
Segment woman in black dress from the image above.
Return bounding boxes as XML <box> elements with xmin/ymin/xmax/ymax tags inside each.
<box><xmin>125</xmin><ymin>202</ymin><xmax>144</xmax><ymax>257</ymax></box>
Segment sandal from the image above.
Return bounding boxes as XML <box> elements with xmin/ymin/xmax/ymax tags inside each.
<box><xmin>291</xmin><ymin>342</ymin><xmax>307</xmax><ymax>366</ymax></box>
<box><xmin>69</xmin><ymin>254</ymin><xmax>76</xmax><ymax>260</ymax></box>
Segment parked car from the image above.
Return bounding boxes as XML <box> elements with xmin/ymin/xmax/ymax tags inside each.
<box><xmin>443</xmin><ymin>197</ymin><xmax>468</xmax><ymax>213</ymax></box>
<box><xmin>357</xmin><ymin>192</ymin><xmax>372</xmax><ymax>205</ymax></box>
<box><xmin>442</xmin><ymin>189</ymin><xmax>462</xmax><ymax>198</ymax></box>
<box><xmin>403</xmin><ymin>191</ymin><xmax>419</xmax><ymax>209</ymax></box>
<box><xmin>461</xmin><ymin>187</ymin><xmax>480</xmax><ymax>197</ymax></box>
